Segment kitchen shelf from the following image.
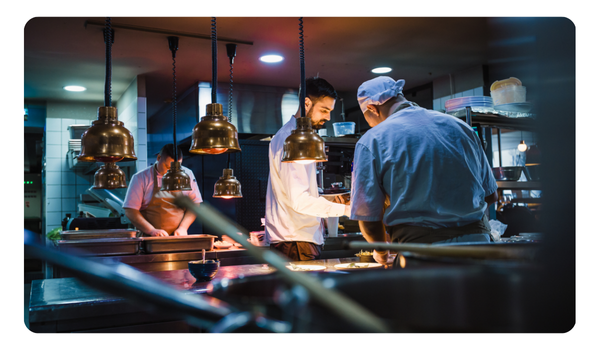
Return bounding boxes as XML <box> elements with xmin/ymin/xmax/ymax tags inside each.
<box><xmin>448</xmin><ymin>107</ymin><xmax>537</xmax><ymax>131</ymax></box>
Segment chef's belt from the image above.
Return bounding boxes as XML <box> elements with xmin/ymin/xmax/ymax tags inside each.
<box><xmin>388</xmin><ymin>215</ymin><xmax>491</xmax><ymax>244</ymax></box>
<box><xmin>139</xmin><ymin>164</ymin><xmax>185</xmax><ymax>236</ymax></box>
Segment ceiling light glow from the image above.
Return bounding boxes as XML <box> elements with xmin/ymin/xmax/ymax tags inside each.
<box><xmin>260</xmin><ymin>55</ymin><xmax>284</xmax><ymax>63</ymax></box>
<box><xmin>64</xmin><ymin>85</ymin><xmax>86</xmax><ymax>92</ymax></box>
<box><xmin>371</xmin><ymin>67</ymin><xmax>392</xmax><ymax>74</ymax></box>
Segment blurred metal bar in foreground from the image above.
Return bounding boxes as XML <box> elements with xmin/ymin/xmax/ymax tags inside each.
<box><xmin>175</xmin><ymin>196</ymin><xmax>390</xmax><ymax>333</ymax></box>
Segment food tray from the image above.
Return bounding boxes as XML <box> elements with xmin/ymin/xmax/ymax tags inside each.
<box><xmin>140</xmin><ymin>234</ymin><xmax>216</xmax><ymax>253</ymax></box>
<box><xmin>60</xmin><ymin>229</ymin><xmax>139</xmax><ymax>240</ymax></box>
<box><xmin>56</xmin><ymin>238</ymin><xmax>142</xmax><ymax>256</ymax></box>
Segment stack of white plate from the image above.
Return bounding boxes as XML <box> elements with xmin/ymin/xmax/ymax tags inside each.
<box><xmin>68</xmin><ymin>139</ymin><xmax>81</xmax><ymax>152</ymax></box>
<box><xmin>445</xmin><ymin>96</ymin><xmax>494</xmax><ymax>112</ymax></box>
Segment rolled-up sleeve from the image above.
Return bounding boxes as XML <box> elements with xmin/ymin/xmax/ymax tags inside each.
<box><xmin>185</xmin><ymin>169</ymin><xmax>203</xmax><ymax>204</ymax></box>
<box><xmin>350</xmin><ymin>143</ymin><xmax>386</xmax><ymax>222</ymax></box>
<box><xmin>123</xmin><ymin>173</ymin><xmax>143</xmax><ymax>210</ymax></box>
<box><xmin>479</xmin><ymin>147</ymin><xmax>498</xmax><ymax>197</ymax></box>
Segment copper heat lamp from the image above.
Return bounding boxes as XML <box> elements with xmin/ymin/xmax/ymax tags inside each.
<box><xmin>161</xmin><ymin>36</ymin><xmax>192</xmax><ymax>191</ymax></box>
<box><xmin>189</xmin><ymin>18</ymin><xmax>241</xmax><ymax>155</ymax></box>
<box><xmin>281</xmin><ymin>18</ymin><xmax>327</xmax><ymax>164</ymax></box>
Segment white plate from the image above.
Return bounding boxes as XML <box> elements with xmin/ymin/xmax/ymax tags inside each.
<box><xmin>334</xmin><ymin>262</ymin><xmax>383</xmax><ymax>271</ymax></box>
<box><xmin>286</xmin><ymin>264</ymin><xmax>327</xmax><ymax>272</ymax></box>
<box><xmin>494</xmin><ymin>102</ymin><xmax>532</xmax><ymax>113</ymax></box>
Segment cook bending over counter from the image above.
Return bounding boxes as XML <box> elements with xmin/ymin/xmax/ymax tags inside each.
<box><xmin>123</xmin><ymin>144</ymin><xmax>202</xmax><ymax>237</ymax></box>
<box><xmin>350</xmin><ymin>77</ymin><xmax>498</xmax><ymax>266</ymax></box>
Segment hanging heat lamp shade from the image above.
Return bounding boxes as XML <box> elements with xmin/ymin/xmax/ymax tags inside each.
<box><xmin>189</xmin><ymin>17</ymin><xmax>240</xmax><ymax>155</ymax></box>
<box><xmin>161</xmin><ymin>36</ymin><xmax>192</xmax><ymax>192</ymax></box>
<box><xmin>161</xmin><ymin>161</ymin><xmax>192</xmax><ymax>191</ymax></box>
<box><xmin>189</xmin><ymin>103</ymin><xmax>241</xmax><ymax>154</ymax></box>
<box><xmin>281</xmin><ymin>18</ymin><xmax>327</xmax><ymax>164</ymax></box>
<box><xmin>281</xmin><ymin>116</ymin><xmax>328</xmax><ymax>164</ymax></box>
<box><xmin>78</xmin><ymin>18</ymin><xmax>136</xmax><ymax>163</ymax></box>
<box><xmin>92</xmin><ymin>162</ymin><xmax>127</xmax><ymax>189</ymax></box>
<box><xmin>213</xmin><ymin>168</ymin><xmax>243</xmax><ymax>199</ymax></box>
<box><xmin>78</xmin><ymin>106</ymin><xmax>137</xmax><ymax>162</ymax></box>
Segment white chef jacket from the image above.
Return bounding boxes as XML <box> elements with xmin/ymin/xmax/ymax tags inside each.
<box><xmin>265</xmin><ymin>116</ymin><xmax>348</xmax><ymax>245</ymax></box>
<box><xmin>123</xmin><ymin>163</ymin><xmax>203</xmax><ymax>210</ymax></box>
<box><xmin>350</xmin><ymin>105</ymin><xmax>497</xmax><ymax>228</ymax></box>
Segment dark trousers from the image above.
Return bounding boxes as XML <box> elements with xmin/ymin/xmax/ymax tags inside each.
<box><xmin>270</xmin><ymin>241</ymin><xmax>322</xmax><ymax>261</ymax></box>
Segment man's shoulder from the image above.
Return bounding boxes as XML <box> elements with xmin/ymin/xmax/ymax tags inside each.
<box><xmin>131</xmin><ymin>165</ymin><xmax>153</xmax><ymax>182</ymax></box>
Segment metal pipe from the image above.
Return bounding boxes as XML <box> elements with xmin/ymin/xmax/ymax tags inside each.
<box><xmin>174</xmin><ymin>196</ymin><xmax>390</xmax><ymax>333</ymax></box>
<box><xmin>348</xmin><ymin>241</ymin><xmax>538</xmax><ymax>261</ymax></box>
<box><xmin>84</xmin><ymin>20</ymin><xmax>253</xmax><ymax>46</ymax></box>
<box><xmin>497</xmin><ymin>128</ymin><xmax>503</xmax><ymax>167</ymax></box>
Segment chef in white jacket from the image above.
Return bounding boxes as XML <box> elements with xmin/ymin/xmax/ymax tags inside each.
<box><xmin>265</xmin><ymin>77</ymin><xmax>351</xmax><ymax>261</ymax></box>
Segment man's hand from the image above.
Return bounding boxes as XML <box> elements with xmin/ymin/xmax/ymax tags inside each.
<box><xmin>149</xmin><ymin>228</ymin><xmax>169</xmax><ymax>237</ymax></box>
<box><xmin>373</xmin><ymin>250</ymin><xmax>390</xmax><ymax>265</ymax></box>
<box><xmin>333</xmin><ymin>194</ymin><xmax>350</xmax><ymax>204</ymax></box>
<box><xmin>173</xmin><ymin>228</ymin><xmax>188</xmax><ymax>236</ymax></box>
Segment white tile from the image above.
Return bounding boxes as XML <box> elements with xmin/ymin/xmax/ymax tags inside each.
<box><xmin>62</xmin><ymin>171</ymin><xmax>77</xmax><ymax>185</ymax></box>
<box><xmin>45</xmin><ymin>158</ymin><xmax>63</xmax><ymax>171</ymax></box>
<box><xmin>62</xmin><ymin>198</ymin><xmax>77</xmax><ymax>212</ymax></box>
<box><xmin>61</xmin><ymin>118</ymin><xmax>76</xmax><ymax>131</ymax></box>
<box><xmin>46</xmin><ymin>171</ymin><xmax>61</xmax><ymax>185</ymax></box>
<box><xmin>138</xmin><ymin>98</ymin><xmax>147</xmax><ymax>114</ymax></box>
<box><xmin>62</xmin><ymin>130</ymin><xmax>72</xmax><ymax>143</ymax></box>
<box><xmin>46</xmin><ymin>145</ymin><xmax>62</xmax><ymax>159</ymax></box>
<box><xmin>137</xmin><ymin>130</ymin><xmax>147</xmax><ymax>145</ymax></box>
<box><xmin>46</xmin><ymin>118</ymin><xmax>62</xmax><ymax>132</ymax></box>
<box><xmin>473</xmin><ymin>86</ymin><xmax>484</xmax><ymax>96</ymax></box>
<box><xmin>76</xmin><ymin>119</ymin><xmax>93</xmax><ymax>125</ymax></box>
<box><xmin>62</xmin><ymin>185</ymin><xmax>77</xmax><ymax>198</ymax></box>
<box><xmin>46</xmin><ymin>198</ymin><xmax>61</xmax><ymax>211</ymax></box>
<box><xmin>46</xmin><ymin>184</ymin><xmax>62</xmax><ymax>199</ymax></box>
<box><xmin>61</xmin><ymin>143</ymin><xmax>69</xmax><ymax>155</ymax></box>
<box><xmin>137</xmin><ymin>144</ymin><xmax>147</xmax><ymax>161</ymax></box>
<box><xmin>46</xmin><ymin>211</ymin><xmax>63</xmax><ymax>226</ymax></box>
<box><xmin>137</xmin><ymin>114</ymin><xmax>147</xmax><ymax>129</ymax></box>
<box><xmin>46</xmin><ymin>131</ymin><xmax>62</xmax><ymax>145</ymax></box>
<box><xmin>433</xmin><ymin>99</ymin><xmax>441</xmax><ymax>111</ymax></box>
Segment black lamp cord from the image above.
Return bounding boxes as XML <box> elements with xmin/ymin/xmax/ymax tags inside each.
<box><xmin>211</xmin><ymin>17</ymin><xmax>217</xmax><ymax>104</ymax></box>
<box><xmin>227</xmin><ymin>43</ymin><xmax>237</xmax><ymax>170</ymax></box>
<box><xmin>168</xmin><ymin>36</ymin><xmax>179</xmax><ymax>160</ymax></box>
<box><xmin>299</xmin><ymin>17</ymin><xmax>306</xmax><ymax>118</ymax></box>
<box><xmin>103</xmin><ymin>17</ymin><xmax>113</xmax><ymax>107</ymax></box>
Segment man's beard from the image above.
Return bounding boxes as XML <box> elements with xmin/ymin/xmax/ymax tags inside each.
<box><xmin>307</xmin><ymin>109</ymin><xmax>327</xmax><ymax>130</ymax></box>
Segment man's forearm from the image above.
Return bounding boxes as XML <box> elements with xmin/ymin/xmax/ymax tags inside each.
<box><xmin>358</xmin><ymin>220</ymin><xmax>387</xmax><ymax>247</ymax></box>
<box><xmin>124</xmin><ymin>208</ymin><xmax>155</xmax><ymax>235</ymax></box>
<box><xmin>178</xmin><ymin>210</ymin><xmax>197</xmax><ymax>230</ymax></box>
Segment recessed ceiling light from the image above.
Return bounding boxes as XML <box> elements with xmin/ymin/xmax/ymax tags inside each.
<box><xmin>64</xmin><ymin>85</ymin><xmax>86</xmax><ymax>92</ymax></box>
<box><xmin>371</xmin><ymin>67</ymin><xmax>392</xmax><ymax>74</ymax></box>
<box><xmin>260</xmin><ymin>55</ymin><xmax>284</xmax><ymax>63</ymax></box>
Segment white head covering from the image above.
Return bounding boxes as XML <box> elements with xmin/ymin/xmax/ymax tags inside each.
<box><xmin>357</xmin><ymin>77</ymin><xmax>405</xmax><ymax>114</ymax></box>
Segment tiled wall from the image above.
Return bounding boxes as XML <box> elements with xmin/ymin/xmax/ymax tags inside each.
<box><xmin>433</xmin><ymin>86</ymin><xmax>485</xmax><ymax>112</ymax></box>
<box><xmin>42</xmin><ymin>95</ymin><xmax>148</xmax><ymax>235</ymax></box>
<box><xmin>44</xmin><ymin>117</ymin><xmax>95</xmax><ymax>234</ymax></box>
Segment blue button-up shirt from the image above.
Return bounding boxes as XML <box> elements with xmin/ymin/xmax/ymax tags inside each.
<box><xmin>350</xmin><ymin>105</ymin><xmax>497</xmax><ymax>228</ymax></box>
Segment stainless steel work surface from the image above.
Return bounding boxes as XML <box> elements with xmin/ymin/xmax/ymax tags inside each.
<box><xmin>140</xmin><ymin>234</ymin><xmax>216</xmax><ymax>253</ymax></box>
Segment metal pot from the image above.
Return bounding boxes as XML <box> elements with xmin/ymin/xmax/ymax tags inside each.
<box><xmin>492</xmin><ymin>166</ymin><xmax>523</xmax><ymax>181</ymax></box>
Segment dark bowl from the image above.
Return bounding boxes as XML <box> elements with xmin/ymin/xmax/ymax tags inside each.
<box><xmin>492</xmin><ymin>167</ymin><xmax>523</xmax><ymax>181</ymax></box>
<box><xmin>188</xmin><ymin>259</ymin><xmax>220</xmax><ymax>281</ymax></box>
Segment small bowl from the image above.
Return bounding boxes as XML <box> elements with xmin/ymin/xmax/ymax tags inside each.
<box><xmin>188</xmin><ymin>260</ymin><xmax>220</xmax><ymax>281</ymax></box>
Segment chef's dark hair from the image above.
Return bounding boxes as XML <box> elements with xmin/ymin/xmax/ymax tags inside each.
<box><xmin>159</xmin><ymin>144</ymin><xmax>183</xmax><ymax>161</ymax></box>
<box><xmin>304</xmin><ymin>77</ymin><xmax>338</xmax><ymax>102</ymax></box>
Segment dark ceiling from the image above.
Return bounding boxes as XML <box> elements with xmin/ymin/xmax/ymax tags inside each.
<box><xmin>24</xmin><ymin>17</ymin><xmax>492</xmax><ymax>118</ymax></box>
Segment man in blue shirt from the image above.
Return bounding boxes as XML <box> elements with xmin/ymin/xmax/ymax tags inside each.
<box><xmin>350</xmin><ymin>77</ymin><xmax>498</xmax><ymax>265</ymax></box>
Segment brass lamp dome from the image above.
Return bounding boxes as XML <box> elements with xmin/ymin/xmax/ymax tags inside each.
<box><xmin>189</xmin><ymin>103</ymin><xmax>241</xmax><ymax>155</ymax></box>
<box><xmin>77</xmin><ymin>106</ymin><xmax>137</xmax><ymax>162</ymax></box>
<box><xmin>92</xmin><ymin>162</ymin><xmax>127</xmax><ymax>189</ymax></box>
<box><xmin>161</xmin><ymin>161</ymin><xmax>192</xmax><ymax>191</ymax></box>
<box><xmin>213</xmin><ymin>168</ymin><xmax>242</xmax><ymax>199</ymax></box>
<box><xmin>281</xmin><ymin>116</ymin><xmax>328</xmax><ymax>164</ymax></box>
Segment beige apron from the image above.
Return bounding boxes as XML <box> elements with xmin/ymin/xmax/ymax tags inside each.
<box><xmin>139</xmin><ymin>164</ymin><xmax>185</xmax><ymax>235</ymax></box>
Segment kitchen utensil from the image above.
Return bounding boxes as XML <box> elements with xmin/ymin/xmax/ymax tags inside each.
<box><xmin>60</xmin><ymin>229</ymin><xmax>138</xmax><ymax>240</ymax></box>
<box><xmin>214</xmin><ymin>241</ymin><xmax>233</xmax><ymax>249</ymax></box>
<box><xmin>140</xmin><ymin>234</ymin><xmax>216</xmax><ymax>253</ymax></box>
<box><xmin>327</xmin><ymin>217</ymin><xmax>339</xmax><ymax>237</ymax></box>
<box><xmin>491</xmin><ymin>85</ymin><xmax>527</xmax><ymax>105</ymax></box>
<box><xmin>492</xmin><ymin>166</ymin><xmax>523</xmax><ymax>181</ymax></box>
<box><xmin>494</xmin><ymin>102</ymin><xmax>532</xmax><ymax>113</ymax></box>
<box><xmin>55</xmin><ymin>237</ymin><xmax>142</xmax><ymax>256</ymax></box>
<box><xmin>188</xmin><ymin>259</ymin><xmax>220</xmax><ymax>281</ymax></box>
<box><xmin>524</xmin><ymin>165</ymin><xmax>540</xmax><ymax>181</ymax></box>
